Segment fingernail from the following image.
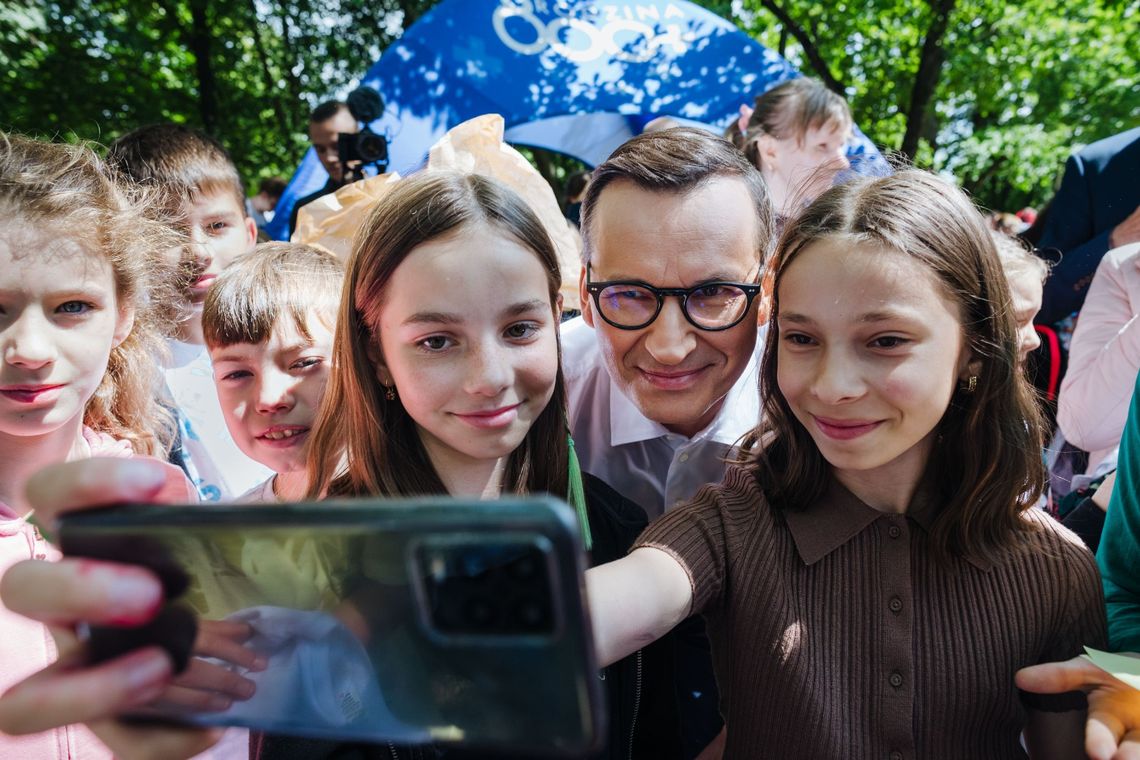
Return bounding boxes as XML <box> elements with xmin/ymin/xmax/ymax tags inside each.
<box><xmin>207</xmin><ymin>695</ymin><xmax>232</xmax><ymax>712</ymax></box>
<box><xmin>104</xmin><ymin>569</ymin><xmax>164</xmax><ymax>623</ymax></box>
<box><xmin>124</xmin><ymin>648</ymin><xmax>173</xmax><ymax>696</ymax></box>
<box><xmin>117</xmin><ymin>460</ymin><xmax>167</xmax><ymax>495</ymax></box>
<box><xmin>251</xmin><ymin>655</ymin><xmax>268</xmax><ymax>672</ymax></box>
<box><xmin>238</xmin><ymin>679</ymin><xmax>256</xmax><ymax>699</ymax></box>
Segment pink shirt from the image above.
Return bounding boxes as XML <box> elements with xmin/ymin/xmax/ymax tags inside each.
<box><xmin>0</xmin><ymin>430</ymin><xmax>197</xmax><ymax>758</ymax></box>
<box><xmin>1058</xmin><ymin>242</ymin><xmax>1140</xmax><ymax>470</ymax></box>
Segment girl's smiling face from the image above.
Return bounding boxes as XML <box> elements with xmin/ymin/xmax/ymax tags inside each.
<box><xmin>0</xmin><ymin>223</ymin><xmax>133</xmax><ymax>439</ymax></box>
<box><xmin>775</xmin><ymin>237</ymin><xmax>973</xmax><ymax>491</ymax></box>
<box><xmin>372</xmin><ymin>222</ymin><xmax>560</xmax><ymax>478</ymax></box>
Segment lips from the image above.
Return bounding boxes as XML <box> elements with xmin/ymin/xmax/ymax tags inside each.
<box><xmin>811</xmin><ymin>415</ymin><xmax>883</xmax><ymax>441</ymax></box>
<box><xmin>189</xmin><ymin>274</ymin><xmax>216</xmax><ymax>292</ymax></box>
<box><xmin>0</xmin><ymin>384</ymin><xmax>66</xmax><ymax>404</ymax></box>
<box><xmin>452</xmin><ymin>404</ymin><xmax>521</xmax><ymax>430</ymax></box>
<box><xmin>255</xmin><ymin>425</ymin><xmax>310</xmax><ymax>448</ymax></box>
<box><xmin>637</xmin><ymin>366</ymin><xmax>709</xmax><ymax>391</ymax></box>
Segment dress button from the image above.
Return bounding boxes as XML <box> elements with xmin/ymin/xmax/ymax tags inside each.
<box><xmin>679</xmin><ymin>452</ymin><xmax>690</xmax><ymax>463</ymax></box>
<box><xmin>888</xmin><ymin>525</ymin><xmax>902</xmax><ymax>539</ymax></box>
<box><xmin>888</xmin><ymin>597</ymin><xmax>903</xmax><ymax>613</ymax></box>
<box><xmin>889</xmin><ymin>752</ymin><xmax>903</xmax><ymax>760</ymax></box>
<box><xmin>889</xmin><ymin>671</ymin><xmax>903</xmax><ymax>688</ymax></box>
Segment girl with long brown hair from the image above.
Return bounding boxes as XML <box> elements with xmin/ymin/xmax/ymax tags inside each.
<box><xmin>587</xmin><ymin>169</ymin><xmax>1106</xmax><ymax>758</ymax></box>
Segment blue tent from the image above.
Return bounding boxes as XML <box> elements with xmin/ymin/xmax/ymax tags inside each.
<box><xmin>266</xmin><ymin>0</ymin><xmax>885</xmax><ymax>240</ymax></box>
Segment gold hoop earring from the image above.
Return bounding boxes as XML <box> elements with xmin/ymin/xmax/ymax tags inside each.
<box><xmin>385</xmin><ymin>385</ymin><xmax>397</xmax><ymax>401</ymax></box>
<box><xmin>967</xmin><ymin>376</ymin><xmax>978</xmax><ymax>393</ymax></box>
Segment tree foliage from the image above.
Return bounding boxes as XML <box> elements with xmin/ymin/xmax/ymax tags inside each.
<box><xmin>1</xmin><ymin>0</ymin><xmax>1135</xmax><ymax>209</ymax></box>
<box><xmin>725</xmin><ymin>0</ymin><xmax>1138</xmax><ymax>210</ymax></box>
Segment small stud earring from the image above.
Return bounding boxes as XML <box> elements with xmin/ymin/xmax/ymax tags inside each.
<box><xmin>385</xmin><ymin>385</ymin><xmax>396</xmax><ymax>401</ymax></box>
<box><xmin>967</xmin><ymin>375</ymin><xmax>978</xmax><ymax>393</ymax></box>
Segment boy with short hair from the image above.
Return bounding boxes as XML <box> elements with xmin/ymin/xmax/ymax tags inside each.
<box><xmin>202</xmin><ymin>242</ymin><xmax>344</xmax><ymax>502</ymax></box>
<box><xmin>108</xmin><ymin>124</ymin><xmax>269</xmax><ymax>500</ymax></box>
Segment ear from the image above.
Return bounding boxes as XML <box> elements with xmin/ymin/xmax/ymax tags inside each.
<box><xmin>112</xmin><ymin>304</ymin><xmax>136</xmax><ymax>349</ymax></box>
<box><xmin>757</xmin><ymin>266</ymin><xmax>775</xmax><ymax>326</ymax></box>
<box><xmin>365</xmin><ymin>337</ymin><xmax>393</xmax><ymax>387</ymax></box>
<box><xmin>555</xmin><ymin>292</ymin><xmax>564</xmax><ymax>321</ymax></box>
<box><xmin>757</xmin><ymin>134</ymin><xmax>781</xmax><ymax>171</ymax></box>
<box><xmin>957</xmin><ymin>351</ymin><xmax>983</xmax><ymax>384</ymax></box>
<box><xmin>578</xmin><ymin>264</ymin><xmax>594</xmax><ymax>328</ymax></box>
<box><xmin>243</xmin><ymin>216</ymin><xmax>258</xmax><ymax>251</ymax></box>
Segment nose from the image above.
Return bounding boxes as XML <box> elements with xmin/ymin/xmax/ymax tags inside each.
<box><xmin>186</xmin><ymin>228</ymin><xmax>215</xmax><ymax>271</ymax></box>
<box><xmin>255</xmin><ymin>370</ymin><xmax>296</xmax><ymax>414</ymax></box>
<box><xmin>809</xmin><ymin>347</ymin><xmax>865</xmax><ymax>405</ymax></box>
<box><xmin>464</xmin><ymin>340</ymin><xmax>512</xmax><ymax>397</ymax></box>
<box><xmin>3</xmin><ymin>310</ymin><xmax>56</xmax><ymax>371</ymax></box>
<box><xmin>642</xmin><ymin>297</ymin><xmax>698</xmax><ymax>366</ymax></box>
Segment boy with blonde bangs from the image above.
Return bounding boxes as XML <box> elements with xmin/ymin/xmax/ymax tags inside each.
<box><xmin>202</xmin><ymin>242</ymin><xmax>344</xmax><ymax>502</ymax></box>
<box><xmin>107</xmin><ymin>124</ymin><xmax>270</xmax><ymax>500</ymax></box>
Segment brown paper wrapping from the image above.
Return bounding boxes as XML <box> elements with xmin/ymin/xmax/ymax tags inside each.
<box><xmin>294</xmin><ymin>114</ymin><xmax>582</xmax><ymax>310</ymax></box>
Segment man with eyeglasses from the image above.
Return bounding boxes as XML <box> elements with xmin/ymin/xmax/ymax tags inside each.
<box><xmin>561</xmin><ymin>128</ymin><xmax>773</xmax><ymax>759</ymax></box>
<box><xmin>563</xmin><ymin>127</ymin><xmax>773</xmax><ymax>519</ymax></box>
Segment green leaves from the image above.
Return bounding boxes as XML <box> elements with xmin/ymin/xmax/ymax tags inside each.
<box><xmin>718</xmin><ymin>0</ymin><xmax>1138</xmax><ymax>210</ymax></box>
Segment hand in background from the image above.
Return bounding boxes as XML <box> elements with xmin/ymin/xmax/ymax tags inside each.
<box><xmin>1018</xmin><ymin>656</ymin><xmax>1140</xmax><ymax>760</ymax></box>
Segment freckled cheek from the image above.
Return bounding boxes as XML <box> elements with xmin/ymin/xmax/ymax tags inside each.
<box><xmin>519</xmin><ymin>342</ymin><xmax>560</xmax><ymax>405</ymax></box>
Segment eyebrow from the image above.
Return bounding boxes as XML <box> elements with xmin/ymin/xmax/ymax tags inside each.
<box><xmin>779</xmin><ymin>310</ymin><xmax>913</xmax><ymax>324</ymax></box>
<box><xmin>212</xmin><ymin>341</ymin><xmax>315</xmax><ymax>364</ymax></box>
<box><xmin>403</xmin><ymin>299</ymin><xmax>549</xmax><ymax>327</ymax></box>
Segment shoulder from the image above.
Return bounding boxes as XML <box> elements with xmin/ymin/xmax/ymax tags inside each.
<box><xmin>1100</xmin><ymin>242</ymin><xmax>1140</xmax><ymax>272</ymax></box>
<box><xmin>1080</xmin><ymin>126</ymin><xmax>1140</xmax><ymax>165</ymax></box>
<box><xmin>1015</xmin><ymin>508</ymin><xmax>1099</xmax><ymax>574</ymax></box>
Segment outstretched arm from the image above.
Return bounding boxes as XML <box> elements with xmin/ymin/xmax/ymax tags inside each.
<box><xmin>586</xmin><ymin>547</ymin><xmax>693</xmax><ymax>668</ymax></box>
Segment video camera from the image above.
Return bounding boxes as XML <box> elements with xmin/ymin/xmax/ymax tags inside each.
<box><xmin>338</xmin><ymin>86</ymin><xmax>388</xmax><ymax>183</ymax></box>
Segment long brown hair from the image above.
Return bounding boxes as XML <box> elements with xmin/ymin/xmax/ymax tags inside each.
<box><xmin>305</xmin><ymin>172</ymin><xmax>570</xmax><ymax>500</ymax></box>
<box><xmin>0</xmin><ymin>132</ymin><xmax>179</xmax><ymax>456</ymax></box>
<box><xmin>742</xmin><ymin>170</ymin><xmax>1046</xmax><ymax>564</ymax></box>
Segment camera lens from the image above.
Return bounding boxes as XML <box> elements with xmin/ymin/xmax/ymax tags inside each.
<box><xmin>463</xmin><ymin>597</ymin><xmax>496</xmax><ymax>629</ymax></box>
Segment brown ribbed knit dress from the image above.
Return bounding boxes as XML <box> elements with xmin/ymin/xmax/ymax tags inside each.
<box><xmin>635</xmin><ymin>465</ymin><xmax>1107</xmax><ymax>760</ymax></box>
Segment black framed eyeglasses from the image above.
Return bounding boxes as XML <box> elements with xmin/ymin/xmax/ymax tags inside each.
<box><xmin>585</xmin><ymin>264</ymin><xmax>762</xmax><ymax>331</ymax></box>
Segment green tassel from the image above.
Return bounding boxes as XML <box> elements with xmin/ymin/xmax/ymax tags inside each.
<box><xmin>567</xmin><ymin>434</ymin><xmax>592</xmax><ymax>551</ymax></box>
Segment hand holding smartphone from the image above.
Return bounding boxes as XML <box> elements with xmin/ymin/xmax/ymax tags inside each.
<box><xmin>56</xmin><ymin>496</ymin><xmax>604</xmax><ymax>756</ymax></box>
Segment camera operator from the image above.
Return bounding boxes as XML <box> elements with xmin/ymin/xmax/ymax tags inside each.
<box><xmin>288</xmin><ymin>100</ymin><xmax>358</xmax><ymax>236</ymax></box>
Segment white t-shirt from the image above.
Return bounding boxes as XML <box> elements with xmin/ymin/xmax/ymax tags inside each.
<box><xmin>166</xmin><ymin>340</ymin><xmax>273</xmax><ymax>502</ymax></box>
<box><xmin>561</xmin><ymin>317</ymin><xmax>764</xmax><ymax>519</ymax></box>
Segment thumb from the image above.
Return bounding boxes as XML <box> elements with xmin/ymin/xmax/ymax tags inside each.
<box><xmin>1016</xmin><ymin>656</ymin><xmax>1111</xmax><ymax>694</ymax></box>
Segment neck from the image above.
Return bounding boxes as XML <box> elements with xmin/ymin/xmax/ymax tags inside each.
<box><xmin>0</xmin><ymin>417</ymin><xmax>87</xmax><ymax>515</ymax></box>
<box><xmin>760</xmin><ymin>168</ymin><xmax>795</xmax><ymax>217</ymax></box>
<box><xmin>272</xmin><ymin>470</ymin><xmax>309</xmax><ymax>502</ymax></box>
<box><xmin>421</xmin><ymin>442</ymin><xmax>507</xmax><ymax>499</ymax></box>
<box><xmin>831</xmin><ymin>433</ymin><xmax>934</xmax><ymax>515</ymax></box>
<box><xmin>663</xmin><ymin>394</ymin><xmax>726</xmax><ymax>440</ymax></box>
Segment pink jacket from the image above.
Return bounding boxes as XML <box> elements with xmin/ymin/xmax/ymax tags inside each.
<box><xmin>0</xmin><ymin>431</ymin><xmax>196</xmax><ymax>758</ymax></box>
<box><xmin>1058</xmin><ymin>242</ymin><xmax>1140</xmax><ymax>470</ymax></box>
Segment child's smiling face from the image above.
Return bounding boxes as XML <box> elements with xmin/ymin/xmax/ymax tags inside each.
<box><xmin>0</xmin><ymin>222</ymin><xmax>134</xmax><ymax>439</ymax></box>
<box><xmin>210</xmin><ymin>309</ymin><xmax>335</xmax><ymax>476</ymax></box>
<box><xmin>371</xmin><ymin>222</ymin><xmax>560</xmax><ymax>479</ymax></box>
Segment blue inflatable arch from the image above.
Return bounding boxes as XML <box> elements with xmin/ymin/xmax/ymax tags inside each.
<box><xmin>267</xmin><ymin>0</ymin><xmax>886</xmax><ymax>240</ymax></box>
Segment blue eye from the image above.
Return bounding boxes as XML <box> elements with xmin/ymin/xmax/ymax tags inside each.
<box><xmin>57</xmin><ymin>301</ymin><xmax>93</xmax><ymax>315</ymax></box>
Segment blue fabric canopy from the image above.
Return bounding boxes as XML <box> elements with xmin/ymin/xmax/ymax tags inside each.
<box><xmin>267</xmin><ymin>0</ymin><xmax>886</xmax><ymax>240</ymax></box>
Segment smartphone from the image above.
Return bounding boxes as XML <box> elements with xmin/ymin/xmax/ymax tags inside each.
<box><xmin>58</xmin><ymin>497</ymin><xmax>603</xmax><ymax>756</ymax></box>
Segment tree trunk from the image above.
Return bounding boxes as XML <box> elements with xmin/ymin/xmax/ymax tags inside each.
<box><xmin>759</xmin><ymin>0</ymin><xmax>846</xmax><ymax>95</ymax></box>
<box><xmin>900</xmin><ymin>0</ymin><xmax>956</xmax><ymax>160</ymax></box>
<box><xmin>186</xmin><ymin>0</ymin><xmax>218</xmax><ymax>133</ymax></box>
<box><xmin>244</xmin><ymin>0</ymin><xmax>295</xmax><ymax>132</ymax></box>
